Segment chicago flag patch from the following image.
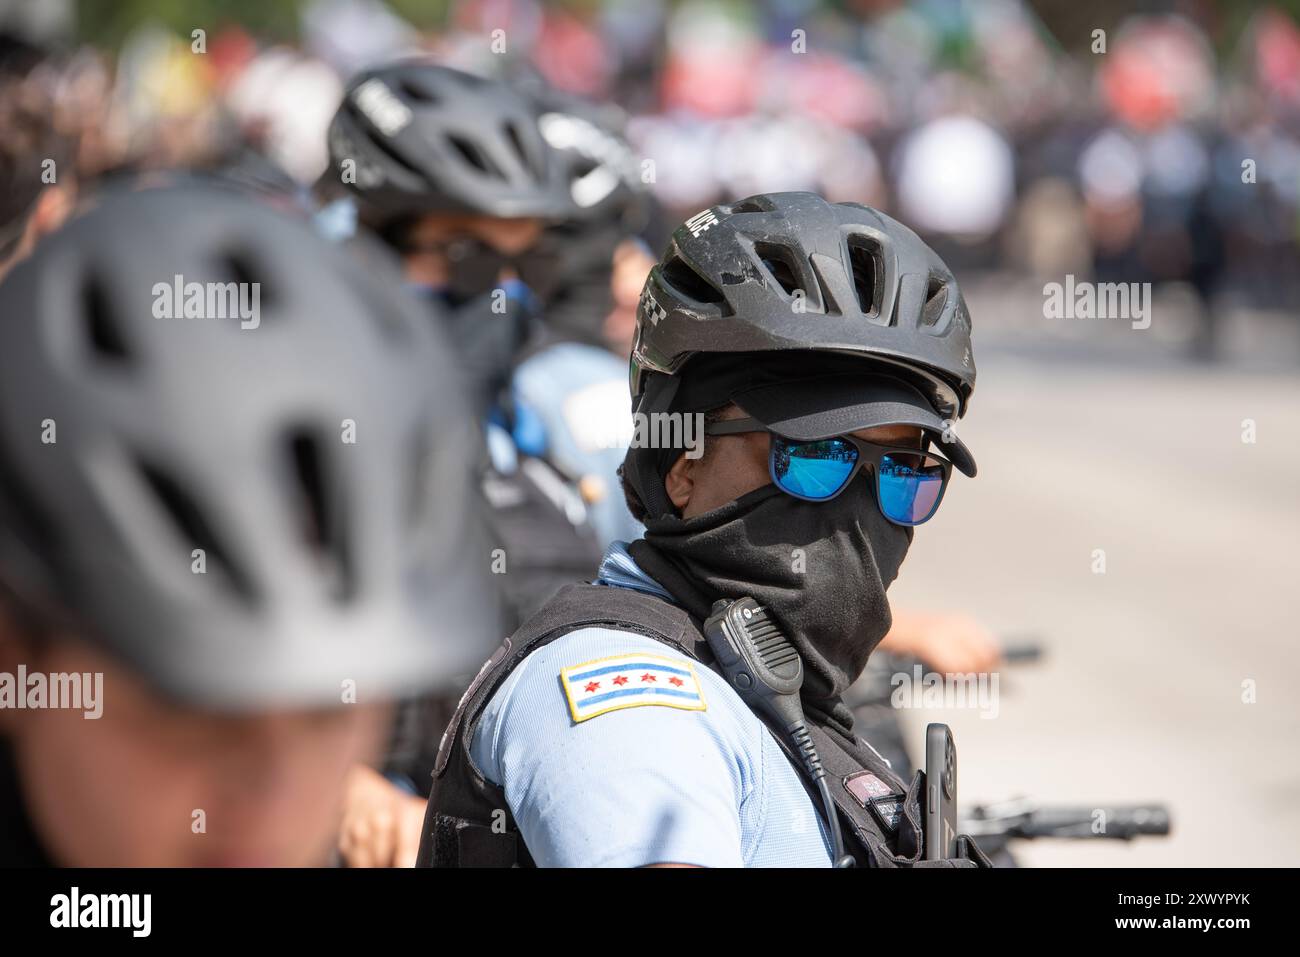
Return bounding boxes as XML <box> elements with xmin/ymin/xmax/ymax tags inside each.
<box><xmin>560</xmin><ymin>652</ymin><xmax>707</xmax><ymax>723</ymax></box>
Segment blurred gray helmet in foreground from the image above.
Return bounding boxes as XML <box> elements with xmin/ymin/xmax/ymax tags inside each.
<box><xmin>0</xmin><ymin>183</ymin><xmax>502</xmax><ymax>709</ymax></box>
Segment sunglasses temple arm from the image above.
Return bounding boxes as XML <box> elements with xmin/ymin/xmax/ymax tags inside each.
<box><xmin>703</xmin><ymin>417</ymin><xmax>766</xmax><ymax>436</ymax></box>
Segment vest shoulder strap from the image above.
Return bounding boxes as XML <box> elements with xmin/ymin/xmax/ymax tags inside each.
<box><xmin>418</xmin><ymin>582</ymin><xmax>708</xmax><ymax>867</ymax></box>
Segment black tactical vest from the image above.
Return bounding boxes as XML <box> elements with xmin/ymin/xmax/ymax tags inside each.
<box><xmin>479</xmin><ymin>461</ymin><xmax>603</xmax><ymax>630</ymax></box>
<box><xmin>416</xmin><ymin>582</ymin><xmax>991</xmax><ymax>868</ymax></box>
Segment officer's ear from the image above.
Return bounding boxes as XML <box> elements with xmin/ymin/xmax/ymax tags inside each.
<box><xmin>664</xmin><ymin>452</ymin><xmax>696</xmax><ymax>512</ymax></box>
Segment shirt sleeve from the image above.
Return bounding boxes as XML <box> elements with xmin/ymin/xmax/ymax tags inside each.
<box><xmin>470</xmin><ymin>627</ymin><xmax>754</xmax><ymax>867</ymax></box>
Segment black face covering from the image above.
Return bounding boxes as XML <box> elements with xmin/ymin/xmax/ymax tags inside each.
<box><xmin>628</xmin><ymin>478</ymin><xmax>913</xmax><ymax>714</ymax></box>
<box><xmin>410</xmin><ymin>282</ymin><xmax>534</xmax><ymax>416</ymax></box>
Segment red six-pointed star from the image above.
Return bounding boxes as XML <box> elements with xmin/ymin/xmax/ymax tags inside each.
<box><xmin>640</xmin><ymin>673</ymin><xmax>656</xmax><ymax>683</ymax></box>
<box><xmin>612</xmin><ymin>675</ymin><xmax>628</xmax><ymax>686</ymax></box>
<box><xmin>584</xmin><ymin>681</ymin><xmax>600</xmax><ymax>693</ymax></box>
<box><xmin>669</xmin><ymin>676</ymin><xmax>684</xmax><ymax>687</ymax></box>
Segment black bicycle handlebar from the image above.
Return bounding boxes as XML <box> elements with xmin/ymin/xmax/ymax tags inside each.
<box><xmin>961</xmin><ymin>802</ymin><xmax>1172</xmax><ymax>841</ymax></box>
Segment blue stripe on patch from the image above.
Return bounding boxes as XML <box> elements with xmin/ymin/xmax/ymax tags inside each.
<box><xmin>579</xmin><ymin>686</ymin><xmax>702</xmax><ymax>708</ymax></box>
<box><xmin>567</xmin><ymin>661</ymin><xmax>693</xmax><ymax>682</ymax></box>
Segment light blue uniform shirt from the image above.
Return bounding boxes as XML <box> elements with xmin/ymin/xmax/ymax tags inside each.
<box><xmin>510</xmin><ymin>343</ymin><xmax>645</xmax><ymax>546</ymax></box>
<box><xmin>470</xmin><ymin>542</ymin><xmax>834</xmax><ymax>867</ymax></box>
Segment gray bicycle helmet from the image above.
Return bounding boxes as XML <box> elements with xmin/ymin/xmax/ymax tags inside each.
<box><xmin>327</xmin><ymin>60</ymin><xmax>577</xmax><ymax>222</ymax></box>
<box><xmin>630</xmin><ymin>191</ymin><xmax>976</xmax><ymax>421</ymax></box>
<box><xmin>0</xmin><ymin>183</ymin><xmax>502</xmax><ymax>709</ymax></box>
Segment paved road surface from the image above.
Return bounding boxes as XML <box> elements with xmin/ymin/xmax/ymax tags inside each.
<box><xmin>886</xmin><ymin>287</ymin><xmax>1300</xmax><ymax>866</ymax></box>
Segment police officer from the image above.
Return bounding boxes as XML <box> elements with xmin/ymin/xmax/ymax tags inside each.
<box><xmin>0</xmin><ymin>183</ymin><xmax>500</xmax><ymax>866</ymax></box>
<box><xmin>321</xmin><ymin>60</ymin><xmax>641</xmax><ymax>598</ymax></box>
<box><xmin>419</xmin><ymin>192</ymin><xmax>992</xmax><ymax>868</ymax></box>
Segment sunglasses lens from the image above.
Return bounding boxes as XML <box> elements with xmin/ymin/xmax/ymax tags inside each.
<box><xmin>878</xmin><ymin>452</ymin><xmax>947</xmax><ymax>524</ymax></box>
<box><xmin>772</xmin><ymin>439</ymin><xmax>858</xmax><ymax>500</ymax></box>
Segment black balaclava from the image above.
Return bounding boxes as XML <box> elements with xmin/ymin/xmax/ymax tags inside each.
<box><xmin>626</xmin><ymin>356</ymin><xmax>916</xmax><ymax>730</ymax></box>
<box><xmin>408</xmin><ymin>278</ymin><xmax>536</xmax><ymax>417</ymax></box>
<box><xmin>624</xmin><ymin>354</ymin><xmax>929</xmax><ymax>723</ymax></box>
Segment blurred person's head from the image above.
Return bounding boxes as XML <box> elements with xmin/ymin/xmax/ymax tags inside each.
<box><xmin>222</xmin><ymin>46</ymin><xmax>342</xmax><ymax>185</ymax></box>
<box><xmin>1078</xmin><ymin>127</ymin><xmax>1145</xmax><ymax>255</ymax></box>
<box><xmin>894</xmin><ymin>114</ymin><xmax>1014</xmax><ymax>243</ymax></box>
<box><xmin>325</xmin><ymin>60</ymin><xmax>576</xmax><ymax>286</ymax></box>
<box><xmin>0</xmin><ymin>620</ymin><xmax>392</xmax><ymax>867</ymax></box>
<box><xmin>604</xmin><ymin>235</ymin><xmax>656</xmax><ymax>358</ymax></box>
<box><xmin>1101</xmin><ymin>15</ymin><xmax>1216</xmax><ymax>132</ymax></box>
<box><xmin>0</xmin><ymin>183</ymin><xmax>500</xmax><ymax>866</ymax></box>
<box><xmin>323</xmin><ymin>60</ymin><xmax>581</xmax><ymax>409</ymax></box>
<box><xmin>0</xmin><ymin>33</ymin><xmax>44</xmax><ymax>76</ymax></box>
<box><xmin>0</xmin><ymin>50</ymin><xmax>78</xmax><ymax>280</ymax></box>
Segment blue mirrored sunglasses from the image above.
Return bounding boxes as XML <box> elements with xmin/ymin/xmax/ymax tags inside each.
<box><xmin>703</xmin><ymin>417</ymin><xmax>953</xmax><ymax>526</ymax></box>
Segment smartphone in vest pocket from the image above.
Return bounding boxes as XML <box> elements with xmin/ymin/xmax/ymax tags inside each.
<box><xmin>924</xmin><ymin>723</ymin><xmax>958</xmax><ymax>860</ymax></box>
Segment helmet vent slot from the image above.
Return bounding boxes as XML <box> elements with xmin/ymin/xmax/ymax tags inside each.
<box><xmin>569</xmin><ymin>155</ymin><xmax>598</xmax><ymax>179</ymax></box>
<box><xmin>448</xmin><ymin>134</ymin><xmax>502</xmax><ymax>180</ymax></box>
<box><xmin>82</xmin><ymin>274</ymin><xmax>130</xmax><ymax>362</ymax></box>
<box><xmin>137</xmin><ymin>460</ymin><xmax>257</xmax><ymax>605</ymax></box>
<box><xmin>364</xmin><ymin>125</ymin><xmax>426</xmax><ymax>180</ymax></box>
<box><xmin>287</xmin><ymin>430</ymin><xmax>354</xmax><ymax>603</ymax></box>
<box><xmin>398</xmin><ymin>79</ymin><xmax>438</xmax><ymax>104</ymax></box>
<box><xmin>217</xmin><ymin>248</ymin><xmax>272</xmax><ymax>316</ymax></box>
<box><xmin>661</xmin><ymin>256</ymin><xmax>725</xmax><ymax>306</ymax></box>
<box><xmin>729</xmin><ymin>198</ymin><xmax>771</xmax><ymax>214</ymax></box>
<box><xmin>453</xmin><ymin>71</ymin><xmax>486</xmax><ymax>89</ymax></box>
<box><xmin>846</xmin><ymin>236</ymin><xmax>882</xmax><ymax>317</ymax></box>
<box><xmin>754</xmin><ymin>243</ymin><xmax>803</xmax><ymax>298</ymax></box>
<box><xmin>921</xmin><ymin>275</ymin><xmax>948</xmax><ymax>327</ymax></box>
<box><xmin>503</xmin><ymin>122</ymin><xmax>536</xmax><ymax>180</ymax></box>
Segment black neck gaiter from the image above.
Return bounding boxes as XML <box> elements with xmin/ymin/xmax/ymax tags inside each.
<box><xmin>441</xmin><ymin>293</ymin><xmax>530</xmax><ymax>417</ymax></box>
<box><xmin>628</xmin><ymin>479</ymin><xmax>912</xmax><ymax>728</ymax></box>
<box><xmin>409</xmin><ymin>284</ymin><xmax>533</xmax><ymax>418</ymax></box>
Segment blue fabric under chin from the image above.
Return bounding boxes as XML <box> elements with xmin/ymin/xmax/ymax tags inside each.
<box><xmin>405</xmin><ymin>278</ymin><xmax>540</xmax><ymax>313</ymax></box>
<box><xmin>498</xmin><ymin>276</ymin><xmax>541</xmax><ymax>314</ymax></box>
<box><xmin>312</xmin><ymin>197</ymin><xmax>358</xmax><ymax>243</ymax></box>
<box><xmin>405</xmin><ymin>280</ymin><xmax>450</xmax><ymax>304</ymax></box>
<box><xmin>510</xmin><ymin>398</ymin><xmax>548</xmax><ymax>457</ymax></box>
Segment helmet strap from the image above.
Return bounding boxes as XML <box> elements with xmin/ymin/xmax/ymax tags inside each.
<box><xmin>626</xmin><ymin>373</ymin><xmax>681</xmax><ymax>519</ymax></box>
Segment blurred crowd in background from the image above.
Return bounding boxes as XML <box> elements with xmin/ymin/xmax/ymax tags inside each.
<box><xmin>3</xmin><ymin>0</ymin><xmax>1299</xmax><ymax>361</ymax></box>
<box><xmin>2</xmin><ymin>0</ymin><xmax>1298</xmax><ymax>869</ymax></box>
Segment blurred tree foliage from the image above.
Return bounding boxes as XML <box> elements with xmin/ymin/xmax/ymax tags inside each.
<box><xmin>72</xmin><ymin>0</ymin><xmax>1300</xmax><ymax>56</ymax></box>
<box><xmin>76</xmin><ymin>0</ymin><xmax>301</xmax><ymax>47</ymax></box>
<box><xmin>73</xmin><ymin>0</ymin><xmax>457</xmax><ymax>49</ymax></box>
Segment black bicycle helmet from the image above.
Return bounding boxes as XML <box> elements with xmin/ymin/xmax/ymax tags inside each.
<box><xmin>0</xmin><ymin>183</ymin><xmax>502</xmax><ymax>709</ymax></box>
<box><xmin>534</xmin><ymin>91</ymin><xmax>648</xmax><ymax>231</ymax></box>
<box><xmin>327</xmin><ymin>60</ymin><xmax>577</xmax><ymax>222</ymax></box>
<box><xmin>630</xmin><ymin>191</ymin><xmax>976</xmax><ymax>422</ymax></box>
<box><xmin>530</xmin><ymin>88</ymin><xmax>651</xmax><ymax>344</ymax></box>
